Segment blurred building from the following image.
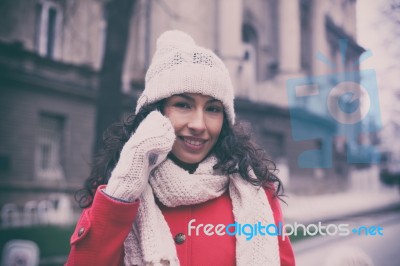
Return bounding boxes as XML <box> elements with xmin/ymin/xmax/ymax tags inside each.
<box><xmin>0</xmin><ymin>0</ymin><xmax>366</xmax><ymax>228</ymax></box>
<box><xmin>0</xmin><ymin>0</ymin><xmax>104</xmax><ymax>226</ymax></box>
<box><xmin>124</xmin><ymin>0</ymin><xmax>364</xmax><ymax>194</ymax></box>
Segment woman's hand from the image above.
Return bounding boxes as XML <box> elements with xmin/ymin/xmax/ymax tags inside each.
<box><xmin>105</xmin><ymin>111</ymin><xmax>175</xmax><ymax>201</ymax></box>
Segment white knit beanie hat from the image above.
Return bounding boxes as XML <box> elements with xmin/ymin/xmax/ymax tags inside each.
<box><xmin>135</xmin><ymin>30</ymin><xmax>235</xmax><ymax>125</ymax></box>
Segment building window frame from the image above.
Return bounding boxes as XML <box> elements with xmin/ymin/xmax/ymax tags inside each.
<box><xmin>35</xmin><ymin>112</ymin><xmax>65</xmax><ymax>181</ymax></box>
<box><xmin>242</xmin><ymin>23</ymin><xmax>259</xmax><ymax>82</ymax></box>
<box><xmin>35</xmin><ymin>0</ymin><xmax>63</xmax><ymax>58</ymax></box>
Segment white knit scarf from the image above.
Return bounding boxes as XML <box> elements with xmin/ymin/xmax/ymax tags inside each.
<box><xmin>123</xmin><ymin>156</ymin><xmax>280</xmax><ymax>266</ymax></box>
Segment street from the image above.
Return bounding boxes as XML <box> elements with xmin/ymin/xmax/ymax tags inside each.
<box><xmin>293</xmin><ymin>208</ymin><xmax>400</xmax><ymax>266</ymax></box>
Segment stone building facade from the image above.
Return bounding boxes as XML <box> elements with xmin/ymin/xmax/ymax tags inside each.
<box><xmin>124</xmin><ymin>0</ymin><xmax>364</xmax><ymax>194</ymax></box>
<box><xmin>0</xmin><ymin>0</ymin><xmax>364</xmax><ymax>226</ymax></box>
<box><xmin>0</xmin><ymin>0</ymin><xmax>104</xmax><ymax>227</ymax></box>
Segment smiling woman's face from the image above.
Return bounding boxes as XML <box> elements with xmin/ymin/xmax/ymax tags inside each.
<box><xmin>163</xmin><ymin>93</ymin><xmax>224</xmax><ymax>164</ymax></box>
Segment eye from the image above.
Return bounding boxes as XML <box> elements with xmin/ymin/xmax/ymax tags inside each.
<box><xmin>174</xmin><ymin>102</ymin><xmax>191</xmax><ymax>109</ymax></box>
<box><xmin>206</xmin><ymin>105</ymin><xmax>223</xmax><ymax>113</ymax></box>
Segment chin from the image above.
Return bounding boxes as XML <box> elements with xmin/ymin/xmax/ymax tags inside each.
<box><xmin>175</xmin><ymin>153</ymin><xmax>207</xmax><ymax>164</ymax></box>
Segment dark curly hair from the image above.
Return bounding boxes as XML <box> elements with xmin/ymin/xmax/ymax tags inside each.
<box><xmin>75</xmin><ymin>100</ymin><xmax>284</xmax><ymax>208</ymax></box>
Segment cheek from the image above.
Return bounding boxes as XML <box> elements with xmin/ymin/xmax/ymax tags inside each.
<box><xmin>163</xmin><ymin>110</ymin><xmax>181</xmax><ymax>132</ymax></box>
<box><xmin>208</xmin><ymin>118</ymin><xmax>224</xmax><ymax>139</ymax></box>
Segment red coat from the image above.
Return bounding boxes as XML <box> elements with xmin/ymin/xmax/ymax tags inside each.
<box><xmin>66</xmin><ymin>185</ymin><xmax>296</xmax><ymax>266</ymax></box>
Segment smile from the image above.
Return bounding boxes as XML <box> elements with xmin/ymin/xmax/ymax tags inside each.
<box><xmin>179</xmin><ymin>136</ymin><xmax>207</xmax><ymax>151</ymax></box>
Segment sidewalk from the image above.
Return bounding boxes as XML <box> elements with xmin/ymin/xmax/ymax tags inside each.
<box><xmin>281</xmin><ymin>187</ymin><xmax>400</xmax><ymax>225</ymax></box>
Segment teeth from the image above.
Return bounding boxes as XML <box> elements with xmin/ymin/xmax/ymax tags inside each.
<box><xmin>184</xmin><ymin>138</ymin><xmax>203</xmax><ymax>146</ymax></box>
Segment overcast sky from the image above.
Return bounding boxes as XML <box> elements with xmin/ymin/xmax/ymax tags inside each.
<box><xmin>357</xmin><ymin>0</ymin><xmax>400</xmax><ymax>125</ymax></box>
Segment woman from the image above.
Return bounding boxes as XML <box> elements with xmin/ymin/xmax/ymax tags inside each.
<box><xmin>66</xmin><ymin>30</ymin><xmax>295</xmax><ymax>266</ymax></box>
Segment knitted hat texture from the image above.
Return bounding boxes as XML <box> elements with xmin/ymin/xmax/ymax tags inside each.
<box><xmin>135</xmin><ymin>30</ymin><xmax>235</xmax><ymax>125</ymax></box>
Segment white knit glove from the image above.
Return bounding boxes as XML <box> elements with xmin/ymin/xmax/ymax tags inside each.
<box><xmin>105</xmin><ymin>111</ymin><xmax>176</xmax><ymax>201</ymax></box>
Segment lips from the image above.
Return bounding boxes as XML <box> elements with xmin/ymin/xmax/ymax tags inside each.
<box><xmin>179</xmin><ymin>136</ymin><xmax>207</xmax><ymax>151</ymax></box>
<box><xmin>183</xmin><ymin>138</ymin><xmax>205</xmax><ymax>146</ymax></box>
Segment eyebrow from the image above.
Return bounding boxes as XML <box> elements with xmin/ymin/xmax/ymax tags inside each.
<box><xmin>175</xmin><ymin>94</ymin><xmax>221</xmax><ymax>104</ymax></box>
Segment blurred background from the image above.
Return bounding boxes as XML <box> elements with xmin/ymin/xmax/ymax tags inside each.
<box><xmin>0</xmin><ymin>0</ymin><xmax>399</xmax><ymax>265</ymax></box>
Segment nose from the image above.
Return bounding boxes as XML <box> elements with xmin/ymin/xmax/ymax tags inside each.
<box><xmin>187</xmin><ymin>109</ymin><xmax>206</xmax><ymax>133</ymax></box>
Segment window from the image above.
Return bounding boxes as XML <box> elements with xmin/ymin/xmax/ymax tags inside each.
<box><xmin>35</xmin><ymin>113</ymin><xmax>65</xmax><ymax>180</ymax></box>
<box><xmin>99</xmin><ymin>6</ymin><xmax>107</xmax><ymax>67</ymax></box>
<box><xmin>35</xmin><ymin>0</ymin><xmax>62</xmax><ymax>58</ymax></box>
<box><xmin>242</xmin><ymin>24</ymin><xmax>259</xmax><ymax>81</ymax></box>
<box><xmin>238</xmin><ymin>23</ymin><xmax>259</xmax><ymax>97</ymax></box>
